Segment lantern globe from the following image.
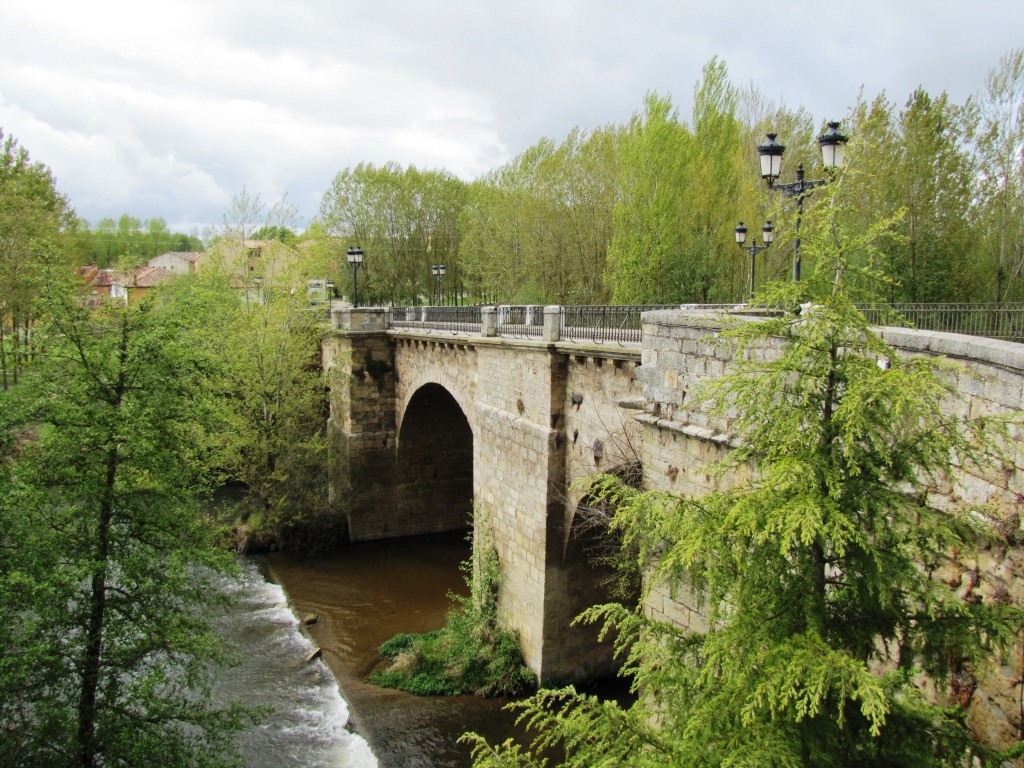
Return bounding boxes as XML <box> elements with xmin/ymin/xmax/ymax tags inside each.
<box><xmin>818</xmin><ymin>121</ymin><xmax>848</xmax><ymax>169</ymax></box>
<box><xmin>757</xmin><ymin>133</ymin><xmax>785</xmax><ymax>183</ymax></box>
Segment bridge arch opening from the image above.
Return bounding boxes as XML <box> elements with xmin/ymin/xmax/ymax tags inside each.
<box><xmin>396</xmin><ymin>383</ymin><xmax>474</xmax><ymax>533</ymax></box>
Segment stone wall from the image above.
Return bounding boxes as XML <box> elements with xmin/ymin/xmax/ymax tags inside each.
<box><xmin>634</xmin><ymin>309</ymin><xmax>1024</xmax><ymax>752</ymax></box>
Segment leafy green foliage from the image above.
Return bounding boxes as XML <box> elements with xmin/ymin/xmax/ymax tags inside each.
<box><xmin>465</xmin><ymin>188</ymin><xmax>1024</xmax><ymax>767</ymax></box>
<box><xmin>0</xmin><ymin>128</ymin><xmax>76</xmax><ymax>389</ymax></box>
<box><xmin>0</xmin><ymin>289</ymin><xmax>256</xmax><ymax>767</ymax></box>
<box><xmin>371</xmin><ymin>527</ymin><xmax>535</xmax><ymax>698</ymax></box>
<box><xmin>163</xmin><ymin>266</ymin><xmax>333</xmax><ymax>546</ymax></box>
<box><xmin>303</xmin><ymin>49</ymin><xmax>1024</xmax><ymax>308</ymax></box>
<box><xmin>317</xmin><ymin>162</ymin><xmax>467</xmax><ymax>305</ymax></box>
<box><xmin>972</xmin><ymin>48</ymin><xmax>1024</xmax><ymax>303</ymax></box>
<box><xmin>460</xmin><ymin>127</ymin><xmax>621</xmax><ymax>305</ymax></box>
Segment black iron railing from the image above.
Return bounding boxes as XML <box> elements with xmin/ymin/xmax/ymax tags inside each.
<box><xmin>560</xmin><ymin>305</ymin><xmax>679</xmax><ymax>345</ymax></box>
<box><xmin>857</xmin><ymin>303</ymin><xmax>1024</xmax><ymax>342</ymax></box>
<box><xmin>387</xmin><ymin>306</ymin><xmax>482</xmax><ymax>335</ymax></box>
<box><xmin>380</xmin><ymin>303</ymin><xmax>1024</xmax><ymax>345</ymax></box>
<box><xmin>496</xmin><ymin>305</ymin><xmax>545</xmax><ymax>338</ymax></box>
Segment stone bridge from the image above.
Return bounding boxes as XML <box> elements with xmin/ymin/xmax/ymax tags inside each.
<box><xmin>322</xmin><ymin>306</ymin><xmax>1024</xmax><ymax>694</ymax></box>
<box><xmin>323</xmin><ymin>307</ymin><xmax>646</xmax><ymax>682</ymax></box>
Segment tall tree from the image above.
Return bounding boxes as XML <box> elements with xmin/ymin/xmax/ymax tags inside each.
<box><xmin>318</xmin><ymin>163</ymin><xmax>467</xmax><ymax>305</ymax></box>
<box><xmin>678</xmin><ymin>57</ymin><xmax>745</xmax><ymax>302</ymax></box>
<box><xmin>606</xmin><ymin>60</ymin><xmax>746</xmax><ymax>304</ymax></box>
<box><xmin>0</xmin><ymin>284</ymin><xmax>252</xmax><ymax>767</ymax></box>
<box><xmin>77</xmin><ymin>216</ymin><xmax>203</xmax><ymax>269</ymax></box>
<box><xmin>460</xmin><ymin>127</ymin><xmax>621</xmax><ymax>304</ymax></box>
<box><xmin>973</xmin><ymin>48</ymin><xmax>1024</xmax><ymax>303</ymax></box>
<box><xmin>0</xmin><ymin>128</ymin><xmax>75</xmax><ymax>388</ymax></box>
<box><xmin>167</xmin><ymin>265</ymin><xmax>332</xmax><ymax>546</ymax></box>
<box><xmin>847</xmin><ymin>89</ymin><xmax>978</xmax><ymax>302</ymax></box>
<box><xmin>604</xmin><ymin>92</ymin><xmax>692</xmax><ymax>304</ymax></box>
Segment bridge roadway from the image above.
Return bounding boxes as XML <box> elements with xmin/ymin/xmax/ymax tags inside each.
<box><xmin>322</xmin><ymin>305</ymin><xmax>1024</xmax><ymax>686</ymax></box>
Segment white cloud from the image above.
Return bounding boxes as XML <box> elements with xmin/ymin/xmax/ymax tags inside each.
<box><xmin>1</xmin><ymin>0</ymin><xmax>1022</xmax><ymax>231</ymax></box>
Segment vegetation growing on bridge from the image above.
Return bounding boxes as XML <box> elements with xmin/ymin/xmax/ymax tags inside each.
<box><xmin>462</xmin><ymin>185</ymin><xmax>1024</xmax><ymax>765</ymax></box>
<box><xmin>372</xmin><ymin>523</ymin><xmax>535</xmax><ymax>698</ymax></box>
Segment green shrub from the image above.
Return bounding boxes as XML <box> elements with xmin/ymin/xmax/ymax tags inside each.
<box><xmin>370</xmin><ymin>524</ymin><xmax>535</xmax><ymax>698</ymax></box>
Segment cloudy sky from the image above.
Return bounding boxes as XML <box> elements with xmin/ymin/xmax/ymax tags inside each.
<box><xmin>1</xmin><ymin>0</ymin><xmax>1021</xmax><ymax>234</ymax></box>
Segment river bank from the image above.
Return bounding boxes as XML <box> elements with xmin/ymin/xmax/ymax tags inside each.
<box><xmin>261</xmin><ymin>532</ymin><xmax>530</xmax><ymax>768</ymax></box>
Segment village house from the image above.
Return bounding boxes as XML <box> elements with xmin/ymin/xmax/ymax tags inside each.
<box><xmin>196</xmin><ymin>239</ymin><xmax>303</xmax><ymax>286</ymax></box>
<box><xmin>147</xmin><ymin>251</ymin><xmax>201</xmax><ymax>275</ymax></box>
<box><xmin>78</xmin><ymin>264</ymin><xmax>174</xmax><ymax>305</ymax></box>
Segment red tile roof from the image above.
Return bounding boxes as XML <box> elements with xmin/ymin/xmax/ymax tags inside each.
<box><xmin>131</xmin><ymin>265</ymin><xmax>172</xmax><ymax>288</ymax></box>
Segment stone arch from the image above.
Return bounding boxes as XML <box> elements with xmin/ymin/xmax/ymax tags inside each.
<box><xmin>395</xmin><ymin>383</ymin><xmax>474</xmax><ymax>533</ymax></box>
<box><xmin>393</xmin><ymin>341</ymin><xmax>478</xmax><ymax>438</ymax></box>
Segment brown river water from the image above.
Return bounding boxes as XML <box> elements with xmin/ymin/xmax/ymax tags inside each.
<box><xmin>260</xmin><ymin>532</ymin><xmax>533</xmax><ymax>768</ymax></box>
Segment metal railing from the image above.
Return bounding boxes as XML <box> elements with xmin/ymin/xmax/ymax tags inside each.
<box><xmin>381</xmin><ymin>303</ymin><xmax>1024</xmax><ymax>345</ymax></box>
<box><xmin>496</xmin><ymin>305</ymin><xmax>545</xmax><ymax>338</ymax></box>
<box><xmin>857</xmin><ymin>303</ymin><xmax>1024</xmax><ymax>342</ymax></box>
<box><xmin>387</xmin><ymin>306</ymin><xmax>482</xmax><ymax>335</ymax></box>
<box><xmin>560</xmin><ymin>305</ymin><xmax>679</xmax><ymax>345</ymax></box>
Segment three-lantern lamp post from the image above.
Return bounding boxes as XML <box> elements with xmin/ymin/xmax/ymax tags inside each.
<box><xmin>756</xmin><ymin>121</ymin><xmax>848</xmax><ymax>281</ymax></box>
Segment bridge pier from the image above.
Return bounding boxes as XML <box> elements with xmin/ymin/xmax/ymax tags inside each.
<box><xmin>323</xmin><ymin>308</ymin><xmax>399</xmax><ymax>541</ymax></box>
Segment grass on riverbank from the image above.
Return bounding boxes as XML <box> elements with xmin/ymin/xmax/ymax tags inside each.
<box><xmin>371</xmin><ymin>531</ymin><xmax>535</xmax><ymax>698</ymax></box>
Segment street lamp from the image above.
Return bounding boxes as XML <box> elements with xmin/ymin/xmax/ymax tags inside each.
<box><xmin>346</xmin><ymin>246</ymin><xmax>364</xmax><ymax>307</ymax></box>
<box><xmin>735</xmin><ymin>220</ymin><xmax>774</xmax><ymax>300</ymax></box>
<box><xmin>325</xmin><ymin>279</ymin><xmax>335</xmax><ymax>318</ymax></box>
<box><xmin>431</xmin><ymin>264</ymin><xmax>447</xmax><ymax>305</ymax></box>
<box><xmin>757</xmin><ymin>121</ymin><xmax>848</xmax><ymax>281</ymax></box>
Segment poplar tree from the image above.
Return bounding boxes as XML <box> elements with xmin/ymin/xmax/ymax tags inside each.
<box><xmin>0</xmin><ymin>128</ymin><xmax>75</xmax><ymax>388</ymax></box>
<box><xmin>463</xmin><ymin>186</ymin><xmax>1023</xmax><ymax>767</ymax></box>
<box><xmin>973</xmin><ymin>48</ymin><xmax>1024</xmax><ymax>304</ymax></box>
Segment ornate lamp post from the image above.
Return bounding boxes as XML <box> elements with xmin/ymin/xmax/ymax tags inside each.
<box><xmin>757</xmin><ymin>121</ymin><xmax>848</xmax><ymax>281</ymax></box>
<box><xmin>431</xmin><ymin>264</ymin><xmax>447</xmax><ymax>305</ymax></box>
<box><xmin>346</xmin><ymin>246</ymin><xmax>364</xmax><ymax>307</ymax></box>
<box><xmin>735</xmin><ymin>220</ymin><xmax>774</xmax><ymax>299</ymax></box>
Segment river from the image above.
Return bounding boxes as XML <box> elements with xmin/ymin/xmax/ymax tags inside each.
<box><xmin>212</xmin><ymin>532</ymin><xmax>529</xmax><ymax>768</ymax></box>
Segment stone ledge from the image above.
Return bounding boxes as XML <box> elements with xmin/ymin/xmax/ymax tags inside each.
<box><xmin>877</xmin><ymin>327</ymin><xmax>1024</xmax><ymax>372</ymax></box>
<box><xmin>634</xmin><ymin>413</ymin><xmax>741</xmax><ymax>449</ymax></box>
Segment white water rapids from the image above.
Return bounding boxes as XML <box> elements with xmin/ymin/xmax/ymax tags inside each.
<box><xmin>208</xmin><ymin>558</ymin><xmax>378</xmax><ymax>768</ymax></box>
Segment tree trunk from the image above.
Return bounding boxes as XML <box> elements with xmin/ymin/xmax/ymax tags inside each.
<box><xmin>76</xmin><ymin>448</ymin><xmax>118</xmax><ymax>768</ymax></box>
<box><xmin>76</xmin><ymin>317</ymin><xmax>129</xmax><ymax>767</ymax></box>
<box><xmin>1</xmin><ymin>319</ymin><xmax>8</xmax><ymax>390</ymax></box>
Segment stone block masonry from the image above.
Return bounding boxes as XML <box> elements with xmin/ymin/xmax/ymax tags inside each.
<box><xmin>322</xmin><ymin>309</ymin><xmax>398</xmax><ymax>541</ymax></box>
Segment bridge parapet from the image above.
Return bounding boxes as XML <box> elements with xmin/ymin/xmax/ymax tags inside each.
<box><xmin>378</xmin><ymin>304</ymin><xmax>687</xmax><ymax>346</ymax></box>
